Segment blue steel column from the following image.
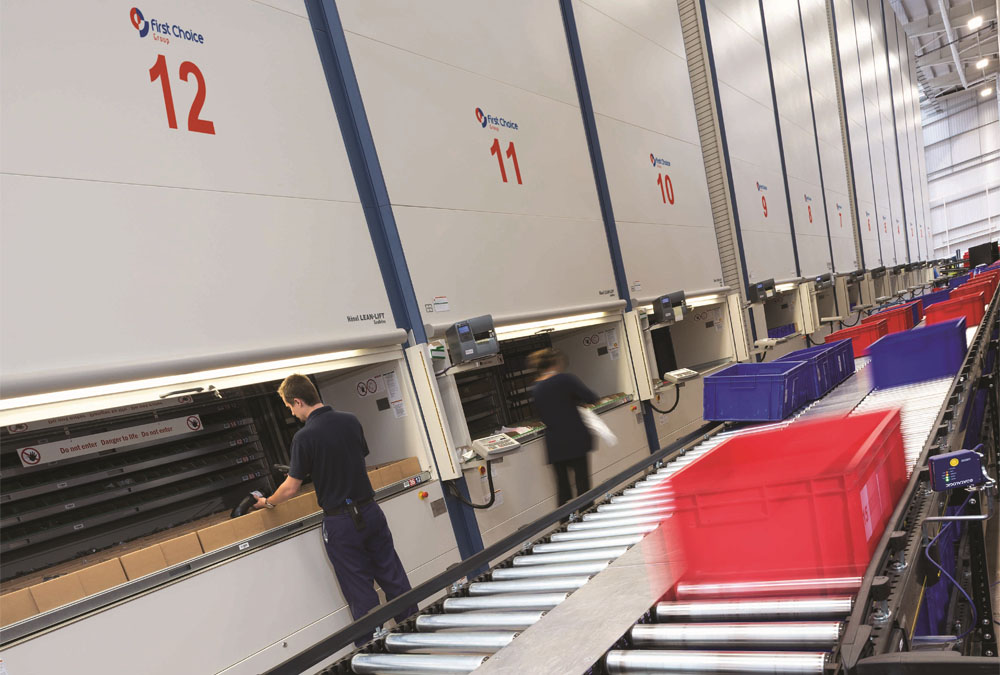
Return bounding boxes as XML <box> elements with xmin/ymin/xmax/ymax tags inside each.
<box><xmin>559</xmin><ymin>0</ymin><xmax>660</xmax><ymax>453</ymax></box>
<box><xmin>306</xmin><ymin>0</ymin><xmax>484</xmax><ymax>559</ymax></box>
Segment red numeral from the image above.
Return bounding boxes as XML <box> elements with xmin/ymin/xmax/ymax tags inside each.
<box><xmin>490</xmin><ymin>138</ymin><xmax>507</xmax><ymax>182</ymax></box>
<box><xmin>656</xmin><ymin>173</ymin><xmax>675</xmax><ymax>205</ymax></box>
<box><xmin>149</xmin><ymin>56</ymin><xmax>214</xmax><ymax>134</ymax></box>
<box><xmin>490</xmin><ymin>139</ymin><xmax>522</xmax><ymax>185</ymax></box>
<box><xmin>867</xmin><ymin>218</ymin><xmax>871</xmax><ymax>231</ymax></box>
<box><xmin>762</xmin><ymin>195</ymin><xmax>768</xmax><ymax>218</ymax></box>
<box><xmin>883</xmin><ymin>220</ymin><xmax>887</xmax><ymax>233</ymax></box>
<box><xmin>149</xmin><ymin>54</ymin><xmax>177</xmax><ymax>129</ymax></box>
<box><xmin>505</xmin><ymin>142</ymin><xmax>522</xmax><ymax>184</ymax></box>
<box><xmin>839</xmin><ymin>212</ymin><xmax>843</xmax><ymax>228</ymax></box>
<box><xmin>179</xmin><ymin>61</ymin><xmax>215</xmax><ymax>135</ymax></box>
<box><xmin>807</xmin><ymin>205</ymin><xmax>813</xmax><ymax>223</ymax></box>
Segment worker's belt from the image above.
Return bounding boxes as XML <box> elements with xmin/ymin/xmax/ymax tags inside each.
<box><xmin>323</xmin><ymin>496</ymin><xmax>374</xmax><ymax>517</ymax></box>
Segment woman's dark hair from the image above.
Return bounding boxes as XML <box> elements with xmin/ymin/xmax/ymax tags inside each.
<box><xmin>528</xmin><ymin>348</ymin><xmax>566</xmax><ymax>373</ymax></box>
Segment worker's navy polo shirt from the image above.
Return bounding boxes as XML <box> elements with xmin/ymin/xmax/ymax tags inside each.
<box><xmin>288</xmin><ymin>406</ymin><xmax>375</xmax><ymax>513</ymax></box>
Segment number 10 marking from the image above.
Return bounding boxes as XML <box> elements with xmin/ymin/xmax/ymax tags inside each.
<box><xmin>656</xmin><ymin>173</ymin><xmax>674</xmax><ymax>205</ymax></box>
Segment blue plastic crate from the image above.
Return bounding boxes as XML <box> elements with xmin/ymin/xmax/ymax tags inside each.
<box><xmin>822</xmin><ymin>338</ymin><xmax>856</xmax><ymax>384</ymax></box>
<box><xmin>703</xmin><ymin>361</ymin><xmax>812</xmax><ymax>421</ymax></box>
<box><xmin>767</xmin><ymin>323</ymin><xmax>796</xmax><ymax>339</ymax></box>
<box><xmin>948</xmin><ymin>274</ymin><xmax>970</xmax><ymax>288</ymax></box>
<box><xmin>919</xmin><ymin>288</ymin><xmax>951</xmax><ymax>311</ymax></box>
<box><xmin>775</xmin><ymin>345</ymin><xmax>835</xmax><ymax>400</ymax></box>
<box><xmin>867</xmin><ymin>318</ymin><xmax>967</xmax><ymax>389</ymax></box>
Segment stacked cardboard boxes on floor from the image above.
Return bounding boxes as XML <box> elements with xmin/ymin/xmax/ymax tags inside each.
<box><xmin>0</xmin><ymin>456</ymin><xmax>423</xmax><ymax>627</ymax></box>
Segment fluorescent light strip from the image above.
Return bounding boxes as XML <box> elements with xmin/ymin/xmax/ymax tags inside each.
<box><xmin>494</xmin><ymin>311</ymin><xmax>612</xmax><ymax>341</ymax></box>
<box><xmin>0</xmin><ymin>348</ymin><xmax>369</xmax><ymax>412</ymax></box>
<box><xmin>774</xmin><ymin>282</ymin><xmax>797</xmax><ymax>293</ymax></box>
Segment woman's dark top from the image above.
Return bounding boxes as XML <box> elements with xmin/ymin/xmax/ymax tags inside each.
<box><xmin>532</xmin><ymin>373</ymin><xmax>600</xmax><ymax>464</ymax></box>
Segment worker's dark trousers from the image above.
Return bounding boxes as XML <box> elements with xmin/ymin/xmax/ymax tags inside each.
<box><xmin>553</xmin><ymin>455</ymin><xmax>590</xmax><ymax>505</ymax></box>
<box><xmin>322</xmin><ymin>502</ymin><xmax>417</xmax><ymax>644</ymax></box>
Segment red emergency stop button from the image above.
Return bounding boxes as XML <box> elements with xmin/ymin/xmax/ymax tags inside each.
<box><xmin>418</xmin><ymin>491</ymin><xmax>429</xmax><ymax>500</ymax></box>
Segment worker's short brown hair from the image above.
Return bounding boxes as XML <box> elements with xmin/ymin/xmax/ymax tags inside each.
<box><xmin>528</xmin><ymin>348</ymin><xmax>566</xmax><ymax>373</ymax></box>
<box><xmin>278</xmin><ymin>374</ymin><xmax>321</xmax><ymax>406</ymax></box>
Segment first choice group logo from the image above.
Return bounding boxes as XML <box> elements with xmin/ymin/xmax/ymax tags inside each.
<box><xmin>130</xmin><ymin>7</ymin><xmax>149</xmax><ymax>37</ymax></box>
<box><xmin>129</xmin><ymin>6</ymin><xmax>207</xmax><ymax>44</ymax></box>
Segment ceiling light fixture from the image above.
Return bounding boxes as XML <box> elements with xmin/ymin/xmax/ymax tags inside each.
<box><xmin>968</xmin><ymin>15</ymin><xmax>984</xmax><ymax>30</ymax></box>
<box><xmin>982</xmin><ymin>86</ymin><xmax>994</xmax><ymax>97</ymax></box>
<box><xmin>977</xmin><ymin>58</ymin><xmax>989</xmax><ymax>69</ymax></box>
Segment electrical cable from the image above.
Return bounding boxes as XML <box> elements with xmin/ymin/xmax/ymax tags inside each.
<box><xmin>446</xmin><ymin>459</ymin><xmax>496</xmax><ymax>509</ymax></box>
<box><xmin>435</xmin><ymin>364</ymin><xmax>455</xmax><ymax>378</ymax></box>
<box><xmin>649</xmin><ymin>385</ymin><xmax>680</xmax><ymax>415</ymax></box>
<box><xmin>756</xmin><ymin>350</ymin><xmax>768</xmax><ymax>362</ymax></box>
<box><xmin>923</xmin><ymin>491</ymin><xmax>978</xmax><ymax>641</ymax></box>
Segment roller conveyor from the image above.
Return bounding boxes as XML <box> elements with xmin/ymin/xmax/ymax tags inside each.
<box><xmin>342</xmin><ymin>303</ymin><xmax>974</xmax><ymax>675</ymax></box>
<box><xmin>351</xmin><ymin>654</ymin><xmax>487</xmax><ymax>674</ymax></box>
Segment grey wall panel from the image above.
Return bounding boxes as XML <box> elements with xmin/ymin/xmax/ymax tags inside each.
<box><xmin>573</xmin><ymin>0</ymin><xmax>724</xmax><ymax>297</ymax></box>
<box><xmin>706</xmin><ymin>0</ymin><xmax>797</xmax><ymax>282</ymax></box>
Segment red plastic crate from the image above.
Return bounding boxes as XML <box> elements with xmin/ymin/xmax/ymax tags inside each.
<box><xmin>665</xmin><ymin>409</ymin><xmax>906</xmax><ymax>583</ymax></box>
<box><xmin>926</xmin><ymin>292</ymin><xmax>986</xmax><ymax>327</ymax></box>
<box><xmin>954</xmin><ymin>279</ymin><xmax>995</xmax><ymax>303</ymax></box>
<box><xmin>862</xmin><ymin>305</ymin><xmax>913</xmax><ymax>334</ymax></box>
<box><xmin>825</xmin><ymin>319</ymin><xmax>889</xmax><ymax>357</ymax></box>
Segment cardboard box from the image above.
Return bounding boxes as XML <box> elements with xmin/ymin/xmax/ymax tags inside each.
<box><xmin>76</xmin><ymin>559</ymin><xmax>127</xmax><ymax>596</ymax></box>
<box><xmin>29</xmin><ymin>574</ymin><xmax>86</xmax><ymax>613</ymax></box>
<box><xmin>380</xmin><ymin>462</ymin><xmax>405</xmax><ymax>486</ymax></box>
<box><xmin>285</xmin><ymin>493</ymin><xmax>320</xmax><ymax>520</ymax></box>
<box><xmin>231</xmin><ymin>509</ymin><xmax>266</xmax><ymax>541</ymax></box>
<box><xmin>258</xmin><ymin>503</ymin><xmax>291</xmax><ymax>531</ymax></box>
<box><xmin>160</xmin><ymin>532</ymin><xmax>203</xmax><ymax>566</ymax></box>
<box><xmin>196</xmin><ymin>520</ymin><xmax>239</xmax><ymax>553</ymax></box>
<box><xmin>1</xmin><ymin>588</ymin><xmax>39</xmax><ymax>627</ymax></box>
<box><xmin>395</xmin><ymin>456</ymin><xmax>421</xmax><ymax>479</ymax></box>
<box><xmin>120</xmin><ymin>546</ymin><xmax>169</xmax><ymax>581</ymax></box>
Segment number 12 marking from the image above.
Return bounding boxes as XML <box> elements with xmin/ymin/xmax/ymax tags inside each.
<box><xmin>149</xmin><ymin>54</ymin><xmax>215</xmax><ymax>135</ymax></box>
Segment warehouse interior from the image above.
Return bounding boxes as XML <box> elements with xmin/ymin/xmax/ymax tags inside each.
<box><xmin>1</xmin><ymin>0</ymin><xmax>1000</xmax><ymax>673</ymax></box>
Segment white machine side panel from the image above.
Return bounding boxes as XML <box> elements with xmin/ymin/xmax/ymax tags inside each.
<box><xmin>886</xmin><ymin>6</ymin><xmax>919</xmax><ymax>261</ymax></box>
<box><xmin>338</xmin><ymin>2</ymin><xmax>618</xmax><ymax>321</ymax></box>
<box><xmin>762</xmin><ymin>0</ymin><xmax>832</xmax><ymax>278</ymax></box>
<box><xmin>0</xmin><ymin>486</ymin><xmax>459</xmax><ymax>675</ymax></box>
<box><xmin>707</xmin><ymin>0</ymin><xmax>797</xmax><ymax>283</ymax></box>
<box><xmin>574</xmin><ymin>0</ymin><xmax>724</xmax><ymax>295</ymax></box>
<box><xmin>898</xmin><ymin>24</ymin><xmax>928</xmax><ymax>260</ymax></box>
<box><xmin>834</xmin><ymin>0</ymin><xmax>883</xmax><ymax>267</ymax></box>
<box><xmin>853</xmin><ymin>0</ymin><xmax>896</xmax><ymax>265</ymax></box>
<box><xmin>800</xmin><ymin>0</ymin><xmax>858</xmax><ymax>271</ymax></box>
<box><xmin>0</xmin><ymin>1</ymin><xmax>397</xmax><ymax>395</ymax></box>
<box><xmin>868</xmin><ymin>0</ymin><xmax>908</xmax><ymax>264</ymax></box>
<box><xmin>909</xmin><ymin>55</ymin><xmax>934</xmax><ymax>257</ymax></box>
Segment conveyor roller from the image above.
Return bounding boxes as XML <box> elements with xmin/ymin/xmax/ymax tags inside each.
<box><xmin>442</xmin><ymin>593</ymin><xmax>568</xmax><ymax>612</ymax></box>
<box><xmin>655</xmin><ymin>597</ymin><xmax>853</xmax><ymax>621</ymax></box>
<box><xmin>582</xmin><ymin>506</ymin><xmax>673</xmax><ymax>520</ymax></box>
<box><xmin>467</xmin><ymin>577</ymin><xmax>591</xmax><ymax>595</ymax></box>
<box><xmin>629</xmin><ymin>622</ymin><xmax>843</xmax><ymax>649</ymax></box>
<box><xmin>548</xmin><ymin>524</ymin><xmax>657</xmax><ymax>541</ymax></box>
<box><xmin>383</xmin><ymin>631</ymin><xmax>517</xmax><ymax>654</ymax></box>
<box><xmin>532</xmin><ymin>535</ymin><xmax>642</xmax><ymax>553</ymax></box>
<box><xmin>414</xmin><ymin>612</ymin><xmax>544</xmax><ymax>631</ymax></box>
<box><xmin>491</xmin><ymin>561</ymin><xmax>610</xmax><ymax>579</ymax></box>
<box><xmin>605</xmin><ymin>650</ymin><xmax>828</xmax><ymax>673</ymax></box>
<box><xmin>597</xmin><ymin>498</ymin><xmax>675</xmax><ymax>511</ymax></box>
<box><xmin>675</xmin><ymin>577</ymin><xmax>862</xmax><ymax>600</ymax></box>
<box><xmin>566</xmin><ymin>514</ymin><xmax>669</xmax><ymax>530</ymax></box>
<box><xmin>351</xmin><ymin>653</ymin><xmax>487</xmax><ymax>674</ymax></box>
<box><xmin>510</xmin><ymin>547</ymin><xmax>627</xmax><ymax>565</ymax></box>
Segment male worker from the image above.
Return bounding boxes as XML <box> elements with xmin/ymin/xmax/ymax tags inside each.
<box><xmin>256</xmin><ymin>374</ymin><xmax>417</xmax><ymax>638</ymax></box>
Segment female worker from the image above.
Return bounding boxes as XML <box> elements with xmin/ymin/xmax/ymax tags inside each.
<box><xmin>529</xmin><ymin>348</ymin><xmax>600</xmax><ymax>505</ymax></box>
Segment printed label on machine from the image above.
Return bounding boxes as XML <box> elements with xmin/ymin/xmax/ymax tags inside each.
<box><xmin>15</xmin><ymin>415</ymin><xmax>203</xmax><ymax>468</ymax></box>
<box><xmin>5</xmin><ymin>397</ymin><xmax>192</xmax><ymax>434</ymax></box>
